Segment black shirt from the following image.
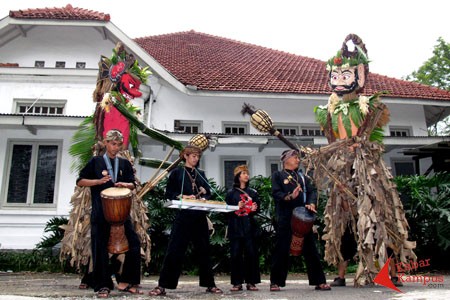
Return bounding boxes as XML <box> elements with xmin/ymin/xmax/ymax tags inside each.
<box><xmin>225</xmin><ymin>187</ymin><xmax>260</xmax><ymax>238</ymax></box>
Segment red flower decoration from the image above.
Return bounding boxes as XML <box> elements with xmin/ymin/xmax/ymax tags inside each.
<box><xmin>334</xmin><ymin>57</ymin><xmax>342</xmax><ymax>65</ymax></box>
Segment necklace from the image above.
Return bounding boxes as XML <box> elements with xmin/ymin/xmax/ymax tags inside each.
<box><xmin>184</xmin><ymin>167</ymin><xmax>199</xmax><ymax>194</ymax></box>
<box><xmin>283</xmin><ymin>169</ymin><xmax>302</xmax><ymax>191</ymax></box>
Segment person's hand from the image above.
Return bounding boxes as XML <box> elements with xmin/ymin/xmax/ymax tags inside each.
<box><xmin>292</xmin><ymin>186</ymin><xmax>301</xmax><ymax>199</ymax></box>
<box><xmin>97</xmin><ymin>175</ymin><xmax>111</xmax><ymax>185</ymax></box>
<box><xmin>238</xmin><ymin>200</ymin><xmax>246</xmax><ymax>209</ymax></box>
<box><xmin>251</xmin><ymin>202</ymin><xmax>258</xmax><ymax>212</ymax></box>
<box><xmin>114</xmin><ymin>182</ymin><xmax>133</xmax><ymax>189</ymax></box>
<box><xmin>183</xmin><ymin>194</ymin><xmax>196</xmax><ymax>200</ymax></box>
<box><xmin>305</xmin><ymin>204</ymin><xmax>317</xmax><ymax>213</ymax></box>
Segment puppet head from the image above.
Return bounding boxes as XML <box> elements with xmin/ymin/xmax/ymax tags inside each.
<box><xmin>326</xmin><ymin>34</ymin><xmax>370</xmax><ymax>97</ymax></box>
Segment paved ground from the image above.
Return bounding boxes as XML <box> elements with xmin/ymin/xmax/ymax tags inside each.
<box><xmin>0</xmin><ymin>272</ymin><xmax>449</xmax><ymax>300</ymax></box>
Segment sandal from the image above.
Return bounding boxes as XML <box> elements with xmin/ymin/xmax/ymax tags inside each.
<box><xmin>230</xmin><ymin>284</ymin><xmax>243</xmax><ymax>291</ymax></box>
<box><xmin>246</xmin><ymin>283</ymin><xmax>258</xmax><ymax>291</ymax></box>
<box><xmin>79</xmin><ymin>283</ymin><xmax>88</xmax><ymax>290</ymax></box>
<box><xmin>118</xmin><ymin>284</ymin><xmax>143</xmax><ymax>294</ymax></box>
<box><xmin>270</xmin><ymin>284</ymin><xmax>281</xmax><ymax>291</ymax></box>
<box><xmin>149</xmin><ymin>286</ymin><xmax>166</xmax><ymax>296</ymax></box>
<box><xmin>206</xmin><ymin>286</ymin><xmax>223</xmax><ymax>294</ymax></box>
<box><xmin>97</xmin><ymin>287</ymin><xmax>110</xmax><ymax>298</ymax></box>
<box><xmin>315</xmin><ymin>284</ymin><xmax>331</xmax><ymax>291</ymax></box>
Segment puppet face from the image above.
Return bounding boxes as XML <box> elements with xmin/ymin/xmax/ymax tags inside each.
<box><xmin>104</xmin><ymin>139</ymin><xmax>123</xmax><ymax>158</ymax></box>
<box><xmin>184</xmin><ymin>153</ymin><xmax>199</xmax><ymax>167</ymax></box>
<box><xmin>239</xmin><ymin>171</ymin><xmax>249</xmax><ymax>184</ymax></box>
<box><xmin>119</xmin><ymin>73</ymin><xmax>142</xmax><ymax>100</ymax></box>
<box><xmin>329</xmin><ymin>67</ymin><xmax>359</xmax><ymax>95</ymax></box>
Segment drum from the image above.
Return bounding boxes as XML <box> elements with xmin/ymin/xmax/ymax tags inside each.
<box><xmin>100</xmin><ymin>187</ymin><xmax>132</xmax><ymax>254</ymax></box>
<box><xmin>290</xmin><ymin>206</ymin><xmax>316</xmax><ymax>256</ymax></box>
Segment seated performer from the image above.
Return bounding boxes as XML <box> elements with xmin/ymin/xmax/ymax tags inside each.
<box><xmin>149</xmin><ymin>145</ymin><xmax>223</xmax><ymax>296</ymax></box>
<box><xmin>270</xmin><ymin>149</ymin><xmax>331</xmax><ymax>292</ymax></box>
<box><xmin>77</xmin><ymin>129</ymin><xmax>143</xmax><ymax>298</ymax></box>
<box><xmin>225</xmin><ymin>165</ymin><xmax>261</xmax><ymax>291</ymax></box>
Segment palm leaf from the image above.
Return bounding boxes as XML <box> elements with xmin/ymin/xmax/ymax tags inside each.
<box><xmin>139</xmin><ymin>158</ymin><xmax>173</xmax><ymax>169</ymax></box>
<box><xmin>341</xmin><ymin>113</ymin><xmax>352</xmax><ymax>137</ymax></box>
<box><xmin>69</xmin><ymin>115</ymin><xmax>96</xmax><ymax>174</ymax></box>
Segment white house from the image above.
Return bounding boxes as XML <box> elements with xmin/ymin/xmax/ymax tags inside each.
<box><xmin>1</xmin><ymin>4</ymin><xmax>449</xmax><ymax>249</ymax></box>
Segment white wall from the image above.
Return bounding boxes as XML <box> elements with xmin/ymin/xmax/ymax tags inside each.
<box><xmin>1</xmin><ymin>26</ymin><xmax>114</xmax><ymax>69</ymax></box>
<box><xmin>0</xmin><ymin>127</ymin><xmax>78</xmax><ymax>249</ymax></box>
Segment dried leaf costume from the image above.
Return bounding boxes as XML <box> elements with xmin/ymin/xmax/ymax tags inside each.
<box><xmin>60</xmin><ymin>43</ymin><xmax>152</xmax><ymax>272</ymax></box>
<box><xmin>303</xmin><ymin>34</ymin><xmax>416</xmax><ymax>286</ymax></box>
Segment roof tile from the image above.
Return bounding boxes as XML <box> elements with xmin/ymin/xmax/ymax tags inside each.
<box><xmin>135</xmin><ymin>31</ymin><xmax>450</xmax><ymax>101</ymax></box>
<box><xmin>9</xmin><ymin>4</ymin><xmax>110</xmax><ymax>21</ymax></box>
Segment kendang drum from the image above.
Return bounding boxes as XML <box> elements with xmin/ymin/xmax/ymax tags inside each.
<box><xmin>101</xmin><ymin>187</ymin><xmax>132</xmax><ymax>254</ymax></box>
<box><xmin>290</xmin><ymin>206</ymin><xmax>316</xmax><ymax>256</ymax></box>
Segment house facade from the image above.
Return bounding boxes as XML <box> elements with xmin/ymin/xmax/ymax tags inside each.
<box><xmin>1</xmin><ymin>5</ymin><xmax>449</xmax><ymax>249</ymax></box>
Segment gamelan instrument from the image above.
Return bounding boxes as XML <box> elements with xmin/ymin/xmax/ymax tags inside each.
<box><xmin>290</xmin><ymin>206</ymin><xmax>316</xmax><ymax>256</ymax></box>
<box><xmin>100</xmin><ymin>187</ymin><xmax>132</xmax><ymax>254</ymax></box>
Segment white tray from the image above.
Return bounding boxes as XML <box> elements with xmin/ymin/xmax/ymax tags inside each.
<box><xmin>164</xmin><ymin>200</ymin><xmax>239</xmax><ymax>212</ymax></box>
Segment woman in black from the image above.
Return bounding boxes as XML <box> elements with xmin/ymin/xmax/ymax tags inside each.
<box><xmin>225</xmin><ymin>165</ymin><xmax>261</xmax><ymax>291</ymax></box>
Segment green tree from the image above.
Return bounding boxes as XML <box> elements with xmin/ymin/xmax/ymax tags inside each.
<box><xmin>405</xmin><ymin>37</ymin><xmax>450</xmax><ymax>136</ymax></box>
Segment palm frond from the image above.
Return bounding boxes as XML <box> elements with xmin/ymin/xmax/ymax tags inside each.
<box><xmin>69</xmin><ymin>115</ymin><xmax>96</xmax><ymax>174</ymax></box>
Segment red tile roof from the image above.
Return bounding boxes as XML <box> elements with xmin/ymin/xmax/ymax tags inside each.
<box><xmin>0</xmin><ymin>63</ymin><xmax>19</xmax><ymax>67</ymax></box>
<box><xmin>135</xmin><ymin>31</ymin><xmax>450</xmax><ymax>101</ymax></box>
<box><xmin>9</xmin><ymin>4</ymin><xmax>110</xmax><ymax>21</ymax></box>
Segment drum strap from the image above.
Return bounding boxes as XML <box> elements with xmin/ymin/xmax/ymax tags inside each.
<box><xmin>103</xmin><ymin>153</ymin><xmax>119</xmax><ymax>183</ymax></box>
<box><xmin>298</xmin><ymin>171</ymin><xmax>307</xmax><ymax>205</ymax></box>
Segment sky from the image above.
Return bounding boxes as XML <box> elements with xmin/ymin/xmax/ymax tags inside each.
<box><xmin>1</xmin><ymin>0</ymin><xmax>449</xmax><ymax>79</ymax></box>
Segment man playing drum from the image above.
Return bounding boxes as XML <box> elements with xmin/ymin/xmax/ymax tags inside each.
<box><xmin>270</xmin><ymin>149</ymin><xmax>330</xmax><ymax>292</ymax></box>
<box><xmin>149</xmin><ymin>145</ymin><xmax>223</xmax><ymax>296</ymax></box>
<box><xmin>77</xmin><ymin>129</ymin><xmax>142</xmax><ymax>298</ymax></box>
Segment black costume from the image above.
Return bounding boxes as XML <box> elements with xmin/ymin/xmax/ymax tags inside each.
<box><xmin>270</xmin><ymin>169</ymin><xmax>327</xmax><ymax>287</ymax></box>
<box><xmin>225</xmin><ymin>187</ymin><xmax>261</xmax><ymax>286</ymax></box>
<box><xmin>158</xmin><ymin>166</ymin><xmax>217</xmax><ymax>289</ymax></box>
<box><xmin>77</xmin><ymin>156</ymin><xmax>141</xmax><ymax>292</ymax></box>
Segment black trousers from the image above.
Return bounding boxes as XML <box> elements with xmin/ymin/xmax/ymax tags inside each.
<box><xmin>91</xmin><ymin>218</ymin><xmax>141</xmax><ymax>292</ymax></box>
<box><xmin>229</xmin><ymin>237</ymin><xmax>261</xmax><ymax>285</ymax></box>
<box><xmin>270</xmin><ymin>226</ymin><xmax>326</xmax><ymax>287</ymax></box>
<box><xmin>158</xmin><ymin>213</ymin><xmax>216</xmax><ymax>289</ymax></box>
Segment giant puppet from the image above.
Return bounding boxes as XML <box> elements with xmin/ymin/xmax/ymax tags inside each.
<box><xmin>304</xmin><ymin>34</ymin><xmax>416</xmax><ymax>285</ymax></box>
<box><xmin>241</xmin><ymin>34</ymin><xmax>416</xmax><ymax>286</ymax></box>
<box><xmin>60</xmin><ymin>43</ymin><xmax>230</xmax><ymax>274</ymax></box>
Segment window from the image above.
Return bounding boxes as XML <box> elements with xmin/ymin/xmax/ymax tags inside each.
<box><xmin>390</xmin><ymin>127</ymin><xmax>411</xmax><ymax>137</ymax></box>
<box><xmin>76</xmin><ymin>62</ymin><xmax>86</xmax><ymax>69</ymax></box>
<box><xmin>3</xmin><ymin>141</ymin><xmax>60</xmax><ymax>206</ymax></box>
<box><xmin>174</xmin><ymin>120</ymin><xmax>202</xmax><ymax>133</ymax></box>
<box><xmin>301</xmin><ymin>126</ymin><xmax>324</xmax><ymax>136</ymax></box>
<box><xmin>275</xmin><ymin>126</ymin><xmax>298</xmax><ymax>136</ymax></box>
<box><xmin>35</xmin><ymin>61</ymin><xmax>45</xmax><ymax>68</ymax></box>
<box><xmin>223</xmin><ymin>159</ymin><xmax>248</xmax><ymax>189</ymax></box>
<box><xmin>223</xmin><ymin>123</ymin><xmax>248</xmax><ymax>135</ymax></box>
<box><xmin>266</xmin><ymin>158</ymin><xmax>281</xmax><ymax>176</ymax></box>
<box><xmin>55</xmin><ymin>61</ymin><xmax>66</xmax><ymax>68</ymax></box>
<box><xmin>392</xmin><ymin>160</ymin><xmax>415</xmax><ymax>176</ymax></box>
<box><xmin>15</xmin><ymin>99</ymin><xmax>66</xmax><ymax>115</ymax></box>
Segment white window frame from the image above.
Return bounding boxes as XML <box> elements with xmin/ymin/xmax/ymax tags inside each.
<box><xmin>1</xmin><ymin>140</ymin><xmax>62</xmax><ymax>209</ymax></box>
<box><xmin>13</xmin><ymin>99</ymin><xmax>67</xmax><ymax>115</ymax></box>
<box><xmin>34</xmin><ymin>60</ymin><xmax>45</xmax><ymax>68</ymax></box>
<box><xmin>76</xmin><ymin>62</ymin><xmax>86</xmax><ymax>69</ymax></box>
<box><xmin>300</xmin><ymin>125</ymin><xmax>324</xmax><ymax>136</ymax></box>
<box><xmin>222</xmin><ymin>122</ymin><xmax>249</xmax><ymax>135</ymax></box>
<box><xmin>389</xmin><ymin>126</ymin><xmax>412</xmax><ymax>137</ymax></box>
<box><xmin>174</xmin><ymin>120</ymin><xmax>203</xmax><ymax>134</ymax></box>
<box><xmin>220</xmin><ymin>156</ymin><xmax>250</xmax><ymax>188</ymax></box>
<box><xmin>266</xmin><ymin>157</ymin><xmax>281</xmax><ymax>176</ymax></box>
<box><xmin>390</xmin><ymin>158</ymin><xmax>416</xmax><ymax>177</ymax></box>
<box><xmin>274</xmin><ymin>125</ymin><xmax>299</xmax><ymax>136</ymax></box>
